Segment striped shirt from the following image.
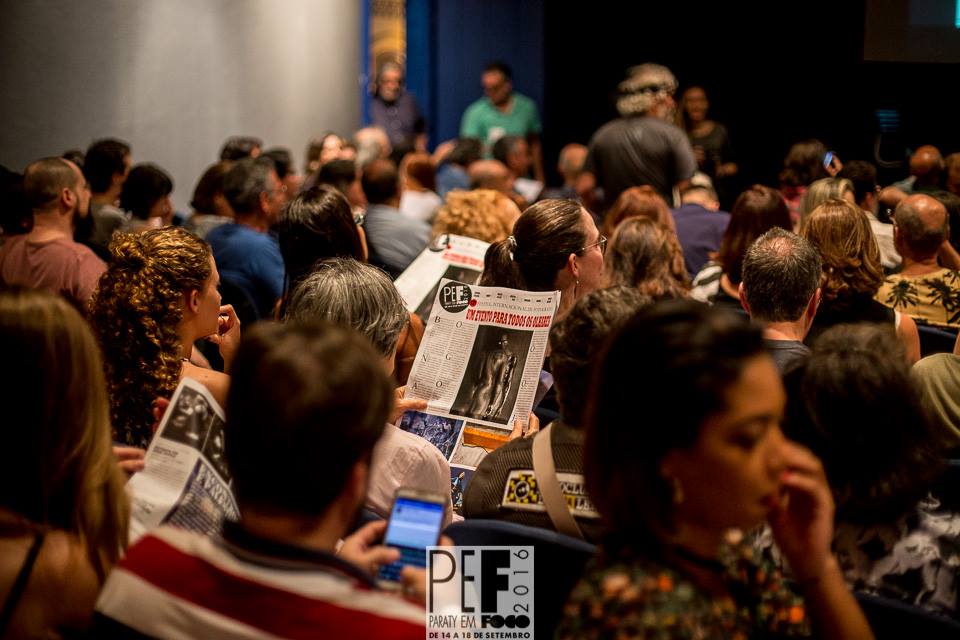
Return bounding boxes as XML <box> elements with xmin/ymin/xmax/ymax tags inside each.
<box><xmin>94</xmin><ymin>524</ymin><xmax>425</xmax><ymax>639</ymax></box>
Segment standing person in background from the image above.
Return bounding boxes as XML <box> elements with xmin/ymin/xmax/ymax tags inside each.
<box><xmin>578</xmin><ymin>64</ymin><xmax>696</xmax><ymax>210</ymax></box>
<box><xmin>678</xmin><ymin>86</ymin><xmax>738</xmax><ymax>205</ymax></box>
<box><xmin>460</xmin><ymin>61</ymin><xmax>544</xmax><ymax>183</ymax></box>
<box><xmin>370</xmin><ymin>61</ymin><xmax>427</xmax><ymax>158</ymax></box>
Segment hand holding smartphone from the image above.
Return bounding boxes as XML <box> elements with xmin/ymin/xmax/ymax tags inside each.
<box><xmin>377</xmin><ymin>488</ymin><xmax>447</xmax><ymax>586</ymax></box>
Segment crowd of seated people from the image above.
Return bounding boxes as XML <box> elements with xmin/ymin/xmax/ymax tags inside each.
<box><xmin>5</xmin><ymin>57</ymin><xmax>960</xmax><ymax>639</ymax></box>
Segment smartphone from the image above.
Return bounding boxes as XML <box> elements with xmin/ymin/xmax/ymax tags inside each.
<box><xmin>377</xmin><ymin>488</ymin><xmax>447</xmax><ymax>585</ymax></box>
<box><xmin>823</xmin><ymin>151</ymin><xmax>835</xmax><ymax>169</ymax></box>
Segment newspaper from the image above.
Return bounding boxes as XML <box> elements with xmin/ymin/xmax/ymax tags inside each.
<box><xmin>127</xmin><ymin>378</ymin><xmax>239</xmax><ymax>542</ymax></box>
<box><xmin>393</xmin><ymin>234</ymin><xmax>490</xmax><ymax>324</ymax></box>
<box><xmin>403</xmin><ymin>279</ymin><xmax>559</xmax><ymax>430</ymax></box>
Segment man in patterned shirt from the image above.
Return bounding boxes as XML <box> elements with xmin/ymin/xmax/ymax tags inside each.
<box><xmin>877</xmin><ymin>194</ymin><xmax>960</xmax><ymax>328</ymax></box>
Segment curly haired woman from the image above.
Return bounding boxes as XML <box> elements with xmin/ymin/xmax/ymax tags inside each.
<box><xmin>431</xmin><ymin>189</ymin><xmax>520</xmax><ymax>244</ymax></box>
<box><xmin>89</xmin><ymin>227</ymin><xmax>240</xmax><ymax>448</ymax></box>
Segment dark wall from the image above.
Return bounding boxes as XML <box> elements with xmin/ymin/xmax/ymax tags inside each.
<box><xmin>542</xmin><ymin>2</ymin><xmax>960</xmax><ymax>191</ymax></box>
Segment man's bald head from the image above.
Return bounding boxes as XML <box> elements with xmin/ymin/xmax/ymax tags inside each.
<box><xmin>894</xmin><ymin>193</ymin><xmax>949</xmax><ymax>258</ymax></box>
<box><xmin>469</xmin><ymin>159</ymin><xmax>513</xmax><ymax>194</ymax></box>
<box><xmin>23</xmin><ymin>157</ymin><xmax>84</xmax><ymax>212</ymax></box>
<box><xmin>557</xmin><ymin>144</ymin><xmax>587</xmax><ymax>183</ymax></box>
<box><xmin>910</xmin><ymin>145</ymin><xmax>944</xmax><ymax>186</ymax></box>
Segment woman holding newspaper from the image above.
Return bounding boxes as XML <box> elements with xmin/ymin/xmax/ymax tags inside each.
<box><xmin>90</xmin><ymin>227</ymin><xmax>240</xmax><ymax>450</ymax></box>
<box><xmin>481</xmin><ymin>199</ymin><xmax>605</xmax><ymax>318</ymax></box>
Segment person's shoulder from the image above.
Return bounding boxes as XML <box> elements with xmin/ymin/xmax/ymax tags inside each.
<box><xmin>182</xmin><ymin>363</ymin><xmax>230</xmax><ymax>409</ymax></box>
<box><xmin>29</xmin><ymin>529</ymin><xmax>102</xmax><ymax>630</ymax></box>
<box><xmin>914</xmin><ymin>351</ymin><xmax>960</xmax><ymax>375</ymax></box>
<box><xmin>561</xmin><ymin>553</ymin><xmax>705</xmax><ymax>635</ymax></box>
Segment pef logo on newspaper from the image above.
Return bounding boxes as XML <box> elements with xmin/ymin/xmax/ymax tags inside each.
<box><xmin>427</xmin><ymin>546</ymin><xmax>533</xmax><ymax>639</ymax></box>
<box><xmin>439</xmin><ymin>282</ymin><xmax>473</xmax><ymax>314</ymax></box>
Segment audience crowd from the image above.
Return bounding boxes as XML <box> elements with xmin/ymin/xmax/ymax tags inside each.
<box><xmin>4</xmin><ymin>58</ymin><xmax>960</xmax><ymax>638</ymax></box>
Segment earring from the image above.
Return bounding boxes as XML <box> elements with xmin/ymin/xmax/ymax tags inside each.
<box><xmin>574</xmin><ymin>279</ymin><xmax>580</xmax><ymax>300</ymax></box>
<box><xmin>671</xmin><ymin>477</ymin><xmax>684</xmax><ymax>505</ymax></box>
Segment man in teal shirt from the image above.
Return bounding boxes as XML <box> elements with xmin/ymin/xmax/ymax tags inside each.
<box><xmin>460</xmin><ymin>61</ymin><xmax>544</xmax><ymax>182</ymax></box>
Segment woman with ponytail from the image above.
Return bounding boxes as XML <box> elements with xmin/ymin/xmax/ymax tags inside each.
<box><xmin>480</xmin><ymin>198</ymin><xmax>605</xmax><ymax>317</ymax></box>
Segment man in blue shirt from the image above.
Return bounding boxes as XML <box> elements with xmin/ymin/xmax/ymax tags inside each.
<box><xmin>207</xmin><ymin>157</ymin><xmax>286</xmax><ymax>319</ymax></box>
<box><xmin>671</xmin><ymin>184</ymin><xmax>730</xmax><ymax>277</ymax></box>
<box><xmin>361</xmin><ymin>158</ymin><xmax>430</xmax><ymax>278</ymax></box>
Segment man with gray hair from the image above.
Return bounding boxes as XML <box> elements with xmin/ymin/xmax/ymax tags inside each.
<box><xmin>577</xmin><ymin>63</ymin><xmax>697</xmax><ymax>209</ymax></box>
<box><xmin>739</xmin><ymin>227</ymin><xmax>822</xmax><ymax>373</ymax></box>
<box><xmin>285</xmin><ymin>257</ymin><xmax>454</xmax><ymax>524</ymax></box>
<box><xmin>877</xmin><ymin>194</ymin><xmax>960</xmax><ymax>328</ymax></box>
<box><xmin>206</xmin><ymin>156</ymin><xmax>286</xmax><ymax>318</ymax></box>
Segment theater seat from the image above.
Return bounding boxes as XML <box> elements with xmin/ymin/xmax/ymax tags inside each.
<box><xmin>444</xmin><ymin>519</ymin><xmax>596</xmax><ymax>638</ymax></box>
<box><xmin>854</xmin><ymin>592</ymin><xmax>960</xmax><ymax>639</ymax></box>
<box><xmin>917</xmin><ymin>324</ymin><xmax>958</xmax><ymax>357</ymax></box>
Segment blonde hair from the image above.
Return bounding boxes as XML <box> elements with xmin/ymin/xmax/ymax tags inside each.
<box><xmin>801</xmin><ymin>199</ymin><xmax>884</xmax><ymax>304</ymax></box>
<box><xmin>604</xmin><ymin>217</ymin><xmax>690</xmax><ymax>299</ymax></box>
<box><xmin>89</xmin><ymin>227</ymin><xmax>211</xmax><ymax>448</ymax></box>
<box><xmin>0</xmin><ymin>289</ymin><xmax>129</xmax><ymax>581</ymax></box>
<box><xmin>432</xmin><ymin>189</ymin><xmax>519</xmax><ymax>243</ymax></box>
<box><xmin>799</xmin><ymin>177</ymin><xmax>855</xmax><ymax>225</ymax></box>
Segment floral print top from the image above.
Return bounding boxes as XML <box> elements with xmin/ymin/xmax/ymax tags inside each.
<box><xmin>876</xmin><ymin>268</ymin><xmax>960</xmax><ymax>329</ymax></box>
<box><xmin>557</xmin><ymin>538</ymin><xmax>810</xmax><ymax>639</ymax></box>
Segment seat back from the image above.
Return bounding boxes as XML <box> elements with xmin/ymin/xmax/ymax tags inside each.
<box><xmin>917</xmin><ymin>324</ymin><xmax>958</xmax><ymax>357</ymax></box>
<box><xmin>855</xmin><ymin>592</ymin><xmax>960</xmax><ymax>639</ymax></box>
<box><xmin>444</xmin><ymin>519</ymin><xmax>596</xmax><ymax>638</ymax></box>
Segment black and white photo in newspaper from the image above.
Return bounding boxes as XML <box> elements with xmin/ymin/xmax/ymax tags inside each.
<box><xmin>403</xmin><ymin>279</ymin><xmax>558</xmax><ymax>430</ymax></box>
<box><xmin>394</xmin><ymin>234</ymin><xmax>489</xmax><ymax>324</ymax></box>
<box><xmin>126</xmin><ymin>378</ymin><xmax>238</xmax><ymax>542</ymax></box>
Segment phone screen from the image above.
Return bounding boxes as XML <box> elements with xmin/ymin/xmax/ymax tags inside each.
<box><xmin>823</xmin><ymin>151</ymin><xmax>834</xmax><ymax>169</ymax></box>
<box><xmin>377</xmin><ymin>495</ymin><xmax>445</xmax><ymax>582</ymax></box>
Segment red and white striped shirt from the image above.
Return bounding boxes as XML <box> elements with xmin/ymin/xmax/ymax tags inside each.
<box><xmin>94</xmin><ymin>524</ymin><xmax>425</xmax><ymax>639</ymax></box>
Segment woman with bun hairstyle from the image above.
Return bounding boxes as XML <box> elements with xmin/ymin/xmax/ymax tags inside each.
<box><xmin>89</xmin><ymin>227</ymin><xmax>240</xmax><ymax>448</ymax></box>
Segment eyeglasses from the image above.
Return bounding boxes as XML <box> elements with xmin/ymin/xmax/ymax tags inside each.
<box><xmin>581</xmin><ymin>234</ymin><xmax>607</xmax><ymax>255</ymax></box>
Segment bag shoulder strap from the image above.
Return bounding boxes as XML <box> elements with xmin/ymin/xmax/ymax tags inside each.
<box><xmin>531</xmin><ymin>423</ymin><xmax>584</xmax><ymax>540</ymax></box>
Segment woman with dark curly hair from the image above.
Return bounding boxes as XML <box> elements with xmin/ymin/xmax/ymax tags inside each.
<box><xmin>89</xmin><ymin>227</ymin><xmax>240</xmax><ymax>448</ymax></box>
<box><xmin>602</xmin><ymin>216</ymin><xmax>689</xmax><ymax>299</ymax></box>
<box><xmin>800</xmin><ymin>199</ymin><xmax>920</xmax><ymax>362</ymax></box>
<box><xmin>783</xmin><ymin>323</ymin><xmax>959</xmax><ymax>616</ymax></box>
